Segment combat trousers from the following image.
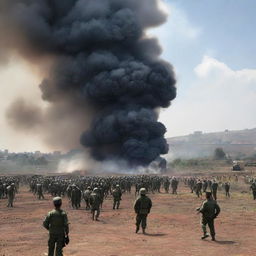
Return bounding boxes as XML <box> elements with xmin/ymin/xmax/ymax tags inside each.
<box><xmin>7</xmin><ymin>196</ymin><xmax>14</xmax><ymax>207</ymax></box>
<box><xmin>113</xmin><ymin>199</ymin><xmax>120</xmax><ymax>209</ymax></box>
<box><xmin>253</xmin><ymin>191</ymin><xmax>256</xmax><ymax>200</ymax></box>
<box><xmin>92</xmin><ymin>208</ymin><xmax>100</xmax><ymax>220</ymax></box>
<box><xmin>212</xmin><ymin>191</ymin><xmax>217</xmax><ymax>200</ymax></box>
<box><xmin>48</xmin><ymin>233</ymin><xmax>64</xmax><ymax>256</ymax></box>
<box><xmin>85</xmin><ymin>199</ymin><xmax>90</xmax><ymax>209</ymax></box>
<box><xmin>136</xmin><ymin>214</ymin><xmax>148</xmax><ymax>230</ymax></box>
<box><xmin>202</xmin><ymin>217</ymin><xmax>215</xmax><ymax>238</ymax></box>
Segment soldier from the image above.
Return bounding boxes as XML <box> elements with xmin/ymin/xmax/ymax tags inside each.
<box><xmin>197</xmin><ymin>192</ymin><xmax>220</xmax><ymax>241</ymax></box>
<box><xmin>112</xmin><ymin>184</ymin><xmax>122</xmax><ymax>210</ymax></box>
<box><xmin>224</xmin><ymin>182</ymin><xmax>230</xmax><ymax>198</ymax></box>
<box><xmin>202</xmin><ymin>180</ymin><xmax>208</xmax><ymax>192</ymax></box>
<box><xmin>36</xmin><ymin>183</ymin><xmax>44</xmax><ymax>200</ymax></box>
<box><xmin>134</xmin><ymin>188</ymin><xmax>152</xmax><ymax>234</ymax></box>
<box><xmin>0</xmin><ymin>182</ymin><xmax>4</xmax><ymax>199</ymax></box>
<box><xmin>250</xmin><ymin>181</ymin><xmax>256</xmax><ymax>200</ymax></box>
<box><xmin>83</xmin><ymin>186</ymin><xmax>92</xmax><ymax>210</ymax></box>
<box><xmin>171</xmin><ymin>177</ymin><xmax>179</xmax><ymax>194</ymax></box>
<box><xmin>211</xmin><ymin>180</ymin><xmax>219</xmax><ymax>200</ymax></box>
<box><xmin>90</xmin><ymin>188</ymin><xmax>101</xmax><ymax>221</ymax></box>
<box><xmin>7</xmin><ymin>183</ymin><xmax>15</xmax><ymax>207</ymax></box>
<box><xmin>195</xmin><ymin>180</ymin><xmax>203</xmax><ymax>198</ymax></box>
<box><xmin>163</xmin><ymin>178</ymin><xmax>170</xmax><ymax>193</ymax></box>
<box><xmin>43</xmin><ymin>197</ymin><xmax>69</xmax><ymax>256</ymax></box>
<box><xmin>71</xmin><ymin>185</ymin><xmax>82</xmax><ymax>209</ymax></box>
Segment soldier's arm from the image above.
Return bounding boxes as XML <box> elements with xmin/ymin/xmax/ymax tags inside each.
<box><xmin>148</xmin><ymin>198</ymin><xmax>152</xmax><ymax>212</ymax></box>
<box><xmin>43</xmin><ymin>213</ymin><xmax>50</xmax><ymax>230</ymax></box>
<box><xmin>215</xmin><ymin>203</ymin><xmax>221</xmax><ymax>218</ymax></box>
<box><xmin>134</xmin><ymin>199</ymin><xmax>140</xmax><ymax>213</ymax></box>
<box><xmin>63</xmin><ymin>213</ymin><xmax>69</xmax><ymax>235</ymax></box>
<box><xmin>199</xmin><ymin>202</ymin><xmax>206</xmax><ymax>214</ymax></box>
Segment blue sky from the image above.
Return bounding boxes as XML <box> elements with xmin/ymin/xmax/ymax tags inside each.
<box><xmin>152</xmin><ymin>0</ymin><xmax>256</xmax><ymax>137</ymax></box>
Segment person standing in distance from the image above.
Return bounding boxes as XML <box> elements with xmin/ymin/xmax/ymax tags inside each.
<box><xmin>43</xmin><ymin>197</ymin><xmax>69</xmax><ymax>256</ymax></box>
<box><xmin>134</xmin><ymin>188</ymin><xmax>152</xmax><ymax>234</ymax></box>
<box><xmin>197</xmin><ymin>192</ymin><xmax>220</xmax><ymax>241</ymax></box>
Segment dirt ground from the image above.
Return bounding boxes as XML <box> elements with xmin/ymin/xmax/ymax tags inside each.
<box><xmin>1</xmin><ymin>180</ymin><xmax>256</xmax><ymax>256</ymax></box>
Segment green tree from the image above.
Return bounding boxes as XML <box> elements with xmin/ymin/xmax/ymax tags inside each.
<box><xmin>214</xmin><ymin>148</ymin><xmax>226</xmax><ymax>160</ymax></box>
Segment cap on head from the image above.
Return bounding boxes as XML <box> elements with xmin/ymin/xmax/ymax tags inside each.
<box><xmin>93</xmin><ymin>187</ymin><xmax>98</xmax><ymax>192</ymax></box>
<box><xmin>53</xmin><ymin>197</ymin><xmax>62</xmax><ymax>206</ymax></box>
<box><xmin>139</xmin><ymin>188</ymin><xmax>146</xmax><ymax>195</ymax></box>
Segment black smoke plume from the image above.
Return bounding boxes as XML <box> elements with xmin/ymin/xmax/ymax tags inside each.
<box><xmin>0</xmin><ymin>0</ymin><xmax>176</xmax><ymax>166</ymax></box>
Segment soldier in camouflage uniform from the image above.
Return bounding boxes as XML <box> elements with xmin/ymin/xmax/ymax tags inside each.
<box><xmin>211</xmin><ymin>180</ymin><xmax>219</xmax><ymax>200</ymax></box>
<box><xmin>134</xmin><ymin>188</ymin><xmax>152</xmax><ymax>234</ymax></box>
<box><xmin>250</xmin><ymin>181</ymin><xmax>256</xmax><ymax>200</ymax></box>
<box><xmin>36</xmin><ymin>183</ymin><xmax>44</xmax><ymax>200</ymax></box>
<box><xmin>83</xmin><ymin>186</ymin><xmax>92</xmax><ymax>210</ymax></box>
<box><xmin>224</xmin><ymin>182</ymin><xmax>230</xmax><ymax>198</ymax></box>
<box><xmin>90</xmin><ymin>188</ymin><xmax>101</xmax><ymax>221</ymax></box>
<box><xmin>171</xmin><ymin>177</ymin><xmax>178</xmax><ymax>194</ymax></box>
<box><xmin>7</xmin><ymin>183</ymin><xmax>15</xmax><ymax>207</ymax></box>
<box><xmin>43</xmin><ymin>197</ymin><xmax>69</xmax><ymax>256</ymax></box>
<box><xmin>197</xmin><ymin>192</ymin><xmax>220</xmax><ymax>241</ymax></box>
<box><xmin>112</xmin><ymin>184</ymin><xmax>122</xmax><ymax>210</ymax></box>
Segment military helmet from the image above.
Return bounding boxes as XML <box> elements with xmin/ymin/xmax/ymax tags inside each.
<box><xmin>53</xmin><ymin>197</ymin><xmax>62</xmax><ymax>206</ymax></box>
<box><xmin>93</xmin><ymin>187</ymin><xmax>98</xmax><ymax>192</ymax></box>
<box><xmin>139</xmin><ymin>188</ymin><xmax>146</xmax><ymax>195</ymax></box>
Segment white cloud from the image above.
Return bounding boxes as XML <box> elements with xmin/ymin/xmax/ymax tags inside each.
<box><xmin>147</xmin><ymin>2</ymin><xmax>201</xmax><ymax>45</ymax></box>
<box><xmin>161</xmin><ymin>56</ymin><xmax>256</xmax><ymax>137</ymax></box>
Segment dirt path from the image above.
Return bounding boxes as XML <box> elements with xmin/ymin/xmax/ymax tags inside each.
<box><xmin>0</xmin><ymin>185</ymin><xmax>256</xmax><ymax>256</ymax></box>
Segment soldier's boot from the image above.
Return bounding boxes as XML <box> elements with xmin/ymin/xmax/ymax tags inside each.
<box><xmin>142</xmin><ymin>229</ymin><xmax>146</xmax><ymax>234</ymax></box>
<box><xmin>201</xmin><ymin>233</ymin><xmax>209</xmax><ymax>240</ymax></box>
<box><xmin>117</xmin><ymin>202</ymin><xmax>120</xmax><ymax>209</ymax></box>
<box><xmin>211</xmin><ymin>236</ymin><xmax>215</xmax><ymax>241</ymax></box>
<box><xmin>135</xmin><ymin>226</ymin><xmax>139</xmax><ymax>233</ymax></box>
<box><xmin>92</xmin><ymin>212</ymin><xmax>95</xmax><ymax>221</ymax></box>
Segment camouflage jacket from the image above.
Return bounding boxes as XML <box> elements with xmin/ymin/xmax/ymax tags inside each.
<box><xmin>199</xmin><ymin>199</ymin><xmax>220</xmax><ymax>219</ymax></box>
<box><xmin>134</xmin><ymin>195</ymin><xmax>152</xmax><ymax>215</ymax></box>
<box><xmin>43</xmin><ymin>209</ymin><xmax>69</xmax><ymax>235</ymax></box>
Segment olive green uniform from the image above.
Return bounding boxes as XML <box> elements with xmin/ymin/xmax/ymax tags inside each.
<box><xmin>134</xmin><ymin>195</ymin><xmax>152</xmax><ymax>232</ymax></box>
<box><xmin>7</xmin><ymin>185</ymin><xmax>15</xmax><ymax>207</ymax></box>
<box><xmin>199</xmin><ymin>198</ymin><xmax>220</xmax><ymax>240</ymax></box>
<box><xmin>112</xmin><ymin>188</ymin><xmax>122</xmax><ymax>209</ymax></box>
<box><xmin>43</xmin><ymin>209</ymin><xmax>69</xmax><ymax>256</ymax></box>
<box><xmin>90</xmin><ymin>192</ymin><xmax>101</xmax><ymax>220</ymax></box>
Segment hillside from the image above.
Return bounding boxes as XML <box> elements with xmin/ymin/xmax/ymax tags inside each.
<box><xmin>167</xmin><ymin>128</ymin><xmax>256</xmax><ymax>159</ymax></box>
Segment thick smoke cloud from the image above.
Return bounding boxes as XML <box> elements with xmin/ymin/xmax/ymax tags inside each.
<box><xmin>0</xmin><ymin>0</ymin><xmax>176</xmax><ymax>166</ymax></box>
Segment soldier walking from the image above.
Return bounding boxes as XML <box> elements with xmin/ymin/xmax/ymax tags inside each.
<box><xmin>7</xmin><ymin>183</ymin><xmax>16</xmax><ymax>207</ymax></box>
<box><xmin>224</xmin><ymin>182</ymin><xmax>230</xmax><ymax>198</ymax></box>
<box><xmin>90</xmin><ymin>188</ymin><xmax>101</xmax><ymax>221</ymax></box>
<box><xmin>83</xmin><ymin>186</ymin><xmax>92</xmax><ymax>210</ymax></box>
<box><xmin>112</xmin><ymin>185</ymin><xmax>122</xmax><ymax>210</ymax></box>
<box><xmin>211</xmin><ymin>180</ymin><xmax>218</xmax><ymax>200</ymax></box>
<box><xmin>197</xmin><ymin>192</ymin><xmax>220</xmax><ymax>241</ymax></box>
<box><xmin>250</xmin><ymin>181</ymin><xmax>256</xmax><ymax>200</ymax></box>
<box><xmin>36</xmin><ymin>183</ymin><xmax>45</xmax><ymax>200</ymax></box>
<box><xmin>43</xmin><ymin>197</ymin><xmax>69</xmax><ymax>256</ymax></box>
<box><xmin>134</xmin><ymin>188</ymin><xmax>152</xmax><ymax>234</ymax></box>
